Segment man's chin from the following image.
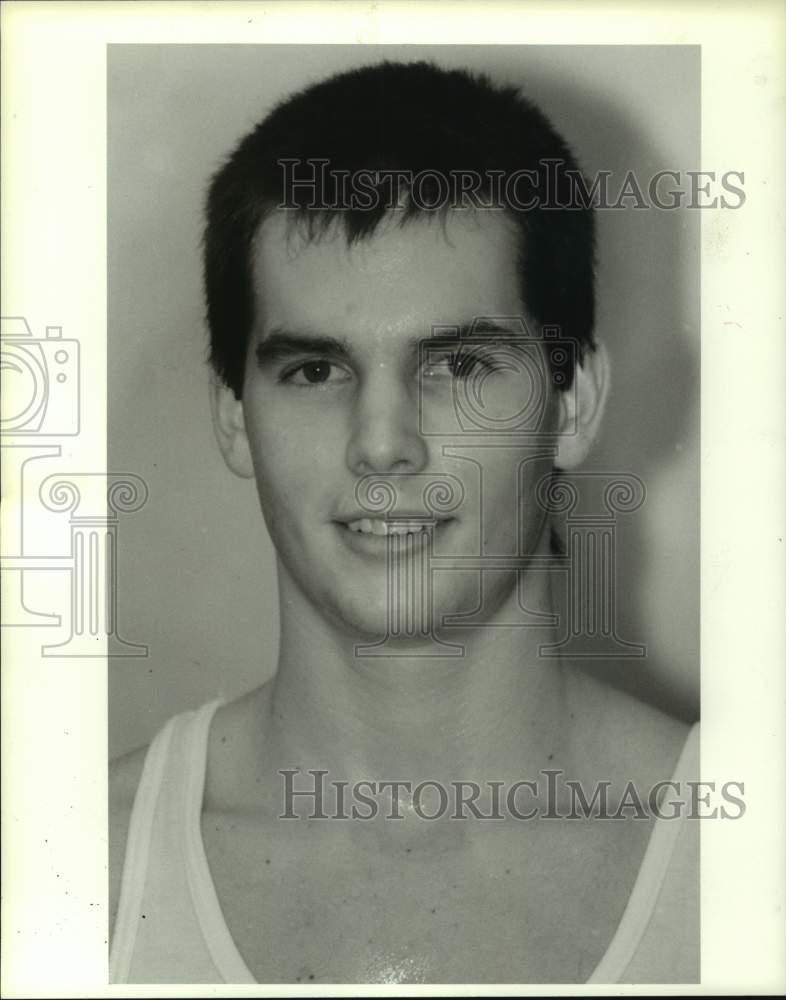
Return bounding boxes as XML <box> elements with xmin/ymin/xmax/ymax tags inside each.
<box><xmin>323</xmin><ymin>590</ymin><xmax>476</xmax><ymax>650</ymax></box>
<box><xmin>328</xmin><ymin>600</ymin><xmax>414</xmax><ymax>644</ymax></box>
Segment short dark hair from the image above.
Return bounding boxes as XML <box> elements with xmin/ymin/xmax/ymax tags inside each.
<box><xmin>204</xmin><ymin>60</ymin><xmax>596</xmax><ymax>398</ymax></box>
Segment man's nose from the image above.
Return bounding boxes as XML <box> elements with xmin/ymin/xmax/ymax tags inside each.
<box><xmin>345</xmin><ymin>369</ymin><xmax>428</xmax><ymax>476</ymax></box>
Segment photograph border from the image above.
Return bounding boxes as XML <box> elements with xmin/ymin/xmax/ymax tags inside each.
<box><xmin>2</xmin><ymin>2</ymin><xmax>785</xmax><ymax>996</ymax></box>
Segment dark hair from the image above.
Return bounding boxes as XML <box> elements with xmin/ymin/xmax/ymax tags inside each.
<box><xmin>204</xmin><ymin>60</ymin><xmax>596</xmax><ymax>398</ymax></box>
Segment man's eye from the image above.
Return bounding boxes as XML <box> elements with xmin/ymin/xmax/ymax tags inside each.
<box><xmin>279</xmin><ymin>359</ymin><xmax>351</xmax><ymax>386</ymax></box>
<box><xmin>423</xmin><ymin>351</ymin><xmax>492</xmax><ymax>380</ymax></box>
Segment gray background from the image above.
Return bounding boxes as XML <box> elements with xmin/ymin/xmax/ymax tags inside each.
<box><xmin>109</xmin><ymin>45</ymin><xmax>700</xmax><ymax>758</ymax></box>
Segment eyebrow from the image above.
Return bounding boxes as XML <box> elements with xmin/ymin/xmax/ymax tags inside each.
<box><xmin>253</xmin><ymin>319</ymin><xmax>533</xmax><ymax>366</ymax></box>
<box><xmin>254</xmin><ymin>329</ymin><xmax>351</xmax><ymax>366</ymax></box>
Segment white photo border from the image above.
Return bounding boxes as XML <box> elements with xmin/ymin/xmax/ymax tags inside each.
<box><xmin>2</xmin><ymin>1</ymin><xmax>784</xmax><ymax>996</ymax></box>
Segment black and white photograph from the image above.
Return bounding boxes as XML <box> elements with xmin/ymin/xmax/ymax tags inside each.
<box><xmin>2</xmin><ymin>4</ymin><xmax>785</xmax><ymax>997</ymax></box>
<box><xmin>107</xmin><ymin>43</ymin><xmax>705</xmax><ymax>985</ymax></box>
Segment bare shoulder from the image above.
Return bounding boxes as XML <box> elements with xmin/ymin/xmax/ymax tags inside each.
<box><xmin>108</xmin><ymin>744</ymin><xmax>148</xmax><ymax>942</ymax></box>
<box><xmin>565</xmin><ymin>665</ymin><xmax>695</xmax><ymax>791</ymax></box>
<box><xmin>203</xmin><ymin>682</ymin><xmax>274</xmax><ymax>811</ymax></box>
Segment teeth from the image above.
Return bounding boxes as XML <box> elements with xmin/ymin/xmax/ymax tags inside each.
<box><xmin>346</xmin><ymin>519</ymin><xmax>428</xmax><ymax>536</ymax></box>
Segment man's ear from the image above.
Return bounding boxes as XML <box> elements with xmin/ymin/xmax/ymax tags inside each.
<box><xmin>555</xmin><ymin>342</ymin><xmax>611</xmax><ymax>470</ymax></box>
<box><xmin>210</xmin><ymin>376</ymin><xmax>256</xmax><ymax>479</ymax></box>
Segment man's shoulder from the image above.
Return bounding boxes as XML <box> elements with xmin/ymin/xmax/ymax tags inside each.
<box><xmin>203</xmin><ymin>684</ymin><xmax>274</xmax><ymax>811</ymax></box>
<box><xmin>566</xmin><ymin>666</ymin><xmax>695</xmax><ymax>789</ymax></box>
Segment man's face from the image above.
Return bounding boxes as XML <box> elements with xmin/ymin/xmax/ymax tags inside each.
<box><xmin>238</xmin><ymin>210</ymin><xmax>559</xmax><ymax>640</ymax></box>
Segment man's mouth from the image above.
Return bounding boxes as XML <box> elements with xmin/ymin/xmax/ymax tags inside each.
<box><xmin>345</xmin><ymin>518</ymin><xmax>431</xmax><ymax>537</ymax></box>
<box><xmin>335</xmin><ymin>515</ymin><xmax>456</xmax><ymax>559</ymax></box>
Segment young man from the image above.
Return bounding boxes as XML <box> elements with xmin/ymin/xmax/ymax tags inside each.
<box><xmin>110</xmin><ymin>61</ymin><xmax>698</xmax><ymax>984</ymax></box>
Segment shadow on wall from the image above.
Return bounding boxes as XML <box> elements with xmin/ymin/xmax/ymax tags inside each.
<box><xmin>516</xmin><ymin>60</ymin><xmax>700</xmax><ymax>720</ymax></box>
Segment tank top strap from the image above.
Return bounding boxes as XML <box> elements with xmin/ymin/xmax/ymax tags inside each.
<box><xmin>110</xmin><ymin>699</ymin><xmax>227</xmax><ymax>983</ymax></box>
<box><xmin>587</xmin><ymin>721</ymin><xmax>700</xmax><ymax>983</ymax></box>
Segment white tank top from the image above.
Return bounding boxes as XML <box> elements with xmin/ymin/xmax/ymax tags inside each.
<box><xmin>110</xmin><ymin>700</ymin><xmax>700</xmax><ymax>984</ymax></box>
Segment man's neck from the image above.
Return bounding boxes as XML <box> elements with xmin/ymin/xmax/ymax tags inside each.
<box><xmin>263</xmin><ymin>562</ymin><xmax>570</xmax><ymax>789</ymax></box>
